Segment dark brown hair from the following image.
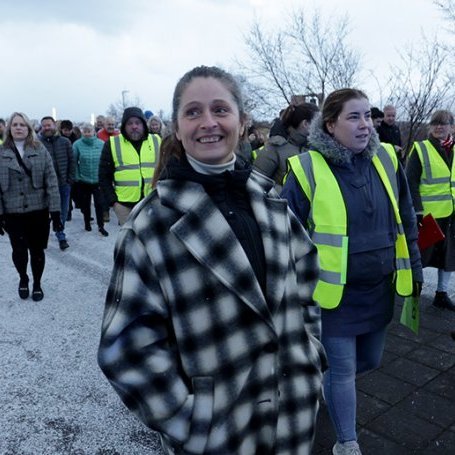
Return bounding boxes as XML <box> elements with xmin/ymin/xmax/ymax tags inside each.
<box><xmin>281</xmin><ymin>102</ymin><xmax>319</xmax><ymax>130</ymax></box>
<box><xmin>322</xmin><ymin>88</ymin><xmax>369</xmax><ymax>133</ymax></box>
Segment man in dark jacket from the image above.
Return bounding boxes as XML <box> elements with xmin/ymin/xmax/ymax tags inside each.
<box><xmin>98</xmin><ymin>107</ymin><xmax>160</xmax><ymax>225</ymax></box>
<box><xmin>377</xmin><ymin>105</ymin><xmax>404</xmax><ymax>164</ymax></box>
<box><xmin>39</xmin><ymin>116</ymin><xmax>75</xmax><ymax>250</ymax></box>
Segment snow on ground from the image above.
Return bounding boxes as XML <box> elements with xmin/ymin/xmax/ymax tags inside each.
<box><xmin>0</xmin><ymin>208</ymin><xmax>163</xmax><ymax>455</ymax></box>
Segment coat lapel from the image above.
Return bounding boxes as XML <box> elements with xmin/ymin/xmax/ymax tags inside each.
<box><xmin>247</xmin><ymin>171</ymin><xmax>290</xmax><ymax>315</ymax></box>
<box><xmin>158</xmin><ymin>179</ymin><xmax>275</xmax><ymax>329</ymax></box>
<box><xmin>1</xmin><ymin>150</ymin><xmax>22</xmax><ymax>173</ymax></box>
<box><xmin>22</xmin><ymin>149</ymin><xmax>38</xmax><ymax>173</ymax></box>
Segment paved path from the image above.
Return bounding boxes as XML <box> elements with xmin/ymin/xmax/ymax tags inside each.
<box><xmin>314</xmin><ymin>272</ymin><xmax>455</xmax><ymax>454</ymax></box>
<box><xmin>1</xmin><ymin>209</ymin><xmax>454</xmax><ymax>454</ymax></box>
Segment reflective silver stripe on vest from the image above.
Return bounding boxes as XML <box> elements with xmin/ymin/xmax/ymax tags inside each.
<box><xmin>300</xmin><ymin>154</ymin><xmax>317</xmax><ymax>226</ymax></box>
<box><xmin>312</xmin><ymin>232</ymin><xmax>344</xmax><ymax>247</ymax></box>
<box><xmin>113</xmin><ymin>136</ymin><xmax>124</xmax><ymax>166</ymax></box>
<box><xmin>319</xmin><ymin>270</ymin><xmax>343</xmax><ymax>285</ymax></box>
<box><xmin>114</xmin><ymin>180</ymin><xmax>139</xmax><ymax>187</ymax></box>
<box><xmin>117</xmin><ymin>164</ymin><xmax>140</xmax><ymax>171</ymax></box>
<box><xmin>377</xmin><ymin>146</ymin><xmax>398</xmax><ymax>200</ymax></box>
<box><xmin>300</xmin><ymin>154</ymin><xmax>316</xmax><ymax>197</ymax></box>
<box><xmin>419</xmin><ymin>141</ymin><xmax>450</xmax><ymax>184</ymax></box>
<box><xmin>150</xmin><ymin>134</ymin><xmax>159</xmax><ymax>154</ymax></box>
<box><xmin>397</xmin><ymin>223</ymin><xmax>404</xmax><ymax>235</ymax></box>
<box><xmin>396</xmin><ymin>257</ymin><xmax>411</xmax><ymax>270</ymax></box>
<box><xmin>421</xmin><ymin>194</ymin><xmax>453</xmax><ymax>201</ymax></box>
<box><xmin>141</xmin><ymin>163</ymin><xmax>155</xmax><ymax>168</ymax></box>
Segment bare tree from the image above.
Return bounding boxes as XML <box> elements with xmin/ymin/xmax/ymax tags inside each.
<box><xmin>385</xmin><ymin>36</ymin><xmax>454</xmax><ymax>151</ymax></box>
<box><xmin>434</xmin><ymin>0</ymin><xmax>455</xmax><ymax>30</ymax></box>
<box><xmin>106</xmin><ymin>94</ymin><xmax>145</xmax><ymax>124</ymax></box>
<box><xmin>289</xmin><ymin>10</ymin><xmax>360</xmax><ymax>99</ymax></box>
<box><xmin>238</xmin><ymin>8</ymin><xmax>361</xmax><ymax>118</ymax></box>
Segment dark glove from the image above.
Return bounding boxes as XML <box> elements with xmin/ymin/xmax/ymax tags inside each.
<box><xmin>412</xmin><ymin>281</ymin><xmax>423</xmax><ymax>297</ymax></box>
<box><xmin>50</xmin><ymin>211</ymin><xmax>63</xmax><ymax>232</ymax></box>
<box><xmin>0</xmin><ymin>216</ymin><xmax>5</xmax><ymax>236</ymax></box>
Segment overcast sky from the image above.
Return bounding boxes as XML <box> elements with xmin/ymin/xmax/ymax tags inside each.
<box><xmin>0</xmin><ymin>0</ymin><xmax>449</xmax><ymax>122</ymax></box>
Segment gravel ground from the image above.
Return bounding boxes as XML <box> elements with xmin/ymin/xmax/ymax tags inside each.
<box><xmin>0</xmin><ymin>209</ymin><xmax>163</xmax><ymax>455</ymax></box>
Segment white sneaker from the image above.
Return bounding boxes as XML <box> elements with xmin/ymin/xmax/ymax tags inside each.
<box><xmin>332</xmin><ymin>440</ymin><xmax>362</xmax><ymax>455</ymax></box>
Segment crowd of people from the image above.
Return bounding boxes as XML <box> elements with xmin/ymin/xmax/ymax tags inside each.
<box><xmin>1</xmin><ymin>65</ymin><xmax>455</xmax><ymax>454</ymax></box>
<box><xmin>0</xmin><ymin>109</ymin><xmax>163</xmax><ymax>300</ymax></box>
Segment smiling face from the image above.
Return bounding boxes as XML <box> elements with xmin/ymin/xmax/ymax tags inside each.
<box><xmin>175</xmin><ymin>76</ymin><xmax>244</xmax><ymax>165</ymax></box>
<box><xmin>149</xmin><ymin>119</ymin><xmax>161</xmax><ymax>134</ymax></box>
<box><xmin>41</xmin><ymin>118</ymin><xmax>57</xmax><ymax>137</ymax></box>
<box><xmin>104</xmin><ymin>118</ymin><xmax>116</xmax><ymax>134</ymax></box>
<box><xmin>10</xmin><ymin>115</ymin><xmax>30</xmax><ymax>141</ymax></box>
<box><xmin>326</xmin><ymin>97</ymin><xmax>373</xmax><ymax>154</ymax></box>
<box><xmin>383</xmin><ymin>107</ymin><xmax>396</xmax><ymax>126</ymax></box>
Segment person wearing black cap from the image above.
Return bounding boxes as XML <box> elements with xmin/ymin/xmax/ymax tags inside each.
<box><xmin>370</xmin><ymin>107</ymin><xmax>384</xmax><ymax>131</ymax></box>
<box><xmin>98</xmin><ymin>107</ymin><xmax>161</xmax><ymax>225</ymax></box>
<box><xmin>253</xmin><ymin>103</ymin><xmax>319</xmax><ymax>191</ymax></box>
<box><xmin>59</xmin><ymin>120</ymin><xmax>79</xmax><ymax>144</ymax></box>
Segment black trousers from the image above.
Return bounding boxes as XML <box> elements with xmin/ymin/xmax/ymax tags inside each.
<box><xmin>5</xmin><ymin>209</ymin><xmax>50</xmax><ymax>284</ymax></box>
<box><xmin>78</xmin><ymin>182</ymin><xmax>104</xmax><ymax>228</ymax></box>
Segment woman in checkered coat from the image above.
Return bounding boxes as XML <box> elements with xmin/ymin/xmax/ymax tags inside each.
<box><xmin>0</xmin><ymin>112</ymin><xmax>61</xmax><ymax>301</ymax></box>
<box><xmin>98</xmin><ymin>66</ymin><xmax>325</xmax><ymax>455</ymax></box>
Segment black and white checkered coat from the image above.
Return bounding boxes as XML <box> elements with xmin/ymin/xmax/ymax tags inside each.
<box><xmin>0</xmin><ymin>143</ymin><xmax>60</xmax><ymax>215</ymax></box>
<box><xmin>98</xmin><ymin>170</ymin><xmax>325</xmax><ymax>455</ymax></box>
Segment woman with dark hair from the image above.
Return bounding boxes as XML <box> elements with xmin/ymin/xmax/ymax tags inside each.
<box><xmin>0</xmin><ymin>112</ymin><xmax>61</xmax><ymax>301</ymax></box>
<box><xmin>406</xmin><ymin>109</ymin><xmax>455</xmax><ymax>310</ymax></box>
<box><xmin>253</xmin><ymin>102</ymin><xmax>319</xmax><ymax>191</ymax></box>
<box><xmin>98</xmin><ymin>66</ymin><xmax>325</xmax><ymax>454</ymax></box>
<box><xmin>282</xmin><ymin>89</ymin><xmax>422</xmax><ymax>454</ymax></box>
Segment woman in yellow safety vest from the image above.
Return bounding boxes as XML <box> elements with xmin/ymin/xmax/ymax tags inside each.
<box><xmin>406</xmin><ymin>110</ymin><xmax>455</xmax><ymax>311</ymax></box>
<box><xmin>282</xmin><ymin>88</ymin><xmax>423</xmax><ymax>455</ymax></box>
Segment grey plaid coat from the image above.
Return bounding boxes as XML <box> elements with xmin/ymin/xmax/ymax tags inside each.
<box><xmin>0</xmin><ymin>143</ymin><xmax>60</xmax><ymax>215</ymax></box>
<box><xmin>98</xmin><ymin>170</ymin><xmax>325</xmax><ymax>455</ymax></box>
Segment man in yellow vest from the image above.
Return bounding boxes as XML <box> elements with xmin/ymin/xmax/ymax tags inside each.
<box><xmin>99</xmin><ymin>107</ymin><xmax>161</xmax><ymax>225</ymax></box>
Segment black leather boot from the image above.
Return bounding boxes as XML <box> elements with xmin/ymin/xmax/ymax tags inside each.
<box><xmin>432</xmin><ymin>292</ymin><xmax>455</xmax><ymax>311</ymax></box>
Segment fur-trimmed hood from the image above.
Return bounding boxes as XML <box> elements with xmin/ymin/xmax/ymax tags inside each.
<box><xmin>308</xmin><ymin>113</ymin><xmax>381</xmax><ymax>165</ymax></box>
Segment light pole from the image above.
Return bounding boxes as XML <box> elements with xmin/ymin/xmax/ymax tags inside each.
<box><xmin>121</xmin><ymin>90</ymin><xmax>129</xmax><ymax>109</ymax></box>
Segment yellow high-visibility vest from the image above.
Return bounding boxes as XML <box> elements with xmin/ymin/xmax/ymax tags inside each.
<box><xmin>410</xmin><ymin>140</ymin><xmax>455</xmax><ymax>218</ymax></box>
<box><xmin>110</xmin><ymin>133</ymin><xmax>160</xmax><ymax>203</ymax></box>
<box><xmin>287</xmin><ymin>143</ymin><xmax>413</xmax><ymax>309</ymax></box>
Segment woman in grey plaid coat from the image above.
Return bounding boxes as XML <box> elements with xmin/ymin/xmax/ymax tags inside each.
<box><xmin>98</xmin><ymin>66</ymin><xmax>325</xmax><ymax>455</ymax></box>
<box><xmin>0</xmin><ymin>112</ymin><xmax>61</xmax><ymax>301</ymax></box>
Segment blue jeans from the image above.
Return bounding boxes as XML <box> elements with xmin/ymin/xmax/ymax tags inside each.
<box><xmin>322</xmin><ymin>328</ymin><xmax>387</xmax><ymax>443</ymax></box>
<box><xmin>55</xmin><ymin>184</ymin><xmax>71</xmax><ymax>242</ymax></box>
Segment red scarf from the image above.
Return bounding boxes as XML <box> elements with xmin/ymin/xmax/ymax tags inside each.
<box><xmin>441</xmin><ymin>134</ymin><xmax>454</xmax><ymax>155</ymax></box>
